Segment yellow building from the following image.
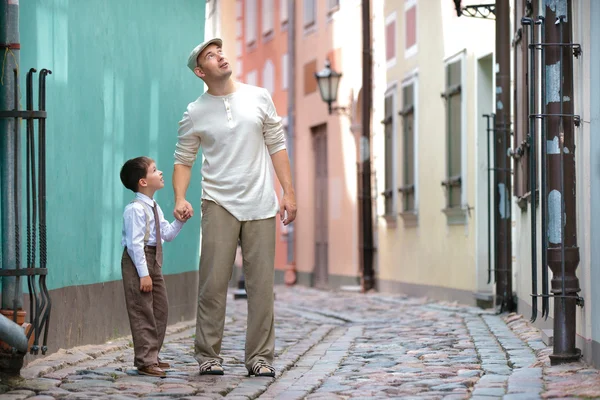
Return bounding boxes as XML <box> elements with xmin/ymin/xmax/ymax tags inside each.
<box><xmin>375</xmin><ymin>1</ymin><xmax>497</xmax><ymax>305</ymax></box>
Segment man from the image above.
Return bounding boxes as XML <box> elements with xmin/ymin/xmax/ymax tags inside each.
<box><xmin>172</xmin><ymin>38</ymin><xmax>296</xmax><ymax>378</ymax></box>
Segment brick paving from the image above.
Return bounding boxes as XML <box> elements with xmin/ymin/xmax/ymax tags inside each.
<box><xmin>0</xmin><ymin>285</ymin><xmax>597</xmax><ymax>399</ymax></box>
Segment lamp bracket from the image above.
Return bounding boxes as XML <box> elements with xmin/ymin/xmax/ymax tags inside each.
<box><xmin>456</xmin><ymin>3</ymin><xmax>496</xmax><ymax>19</ymax></box>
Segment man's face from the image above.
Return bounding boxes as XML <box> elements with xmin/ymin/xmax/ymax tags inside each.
<box><xmin>194</xmin><ymin>44</ymin><xmax>232</xmax><ymax>81</ymax></box>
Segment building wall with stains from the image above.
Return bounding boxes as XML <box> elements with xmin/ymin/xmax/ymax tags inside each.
<box><xmin>12</xmin><ymin>0</ymin><xmax>206</xmax><ymax>355</ymax></box>
<box><xmin>512</xmin><ymin>0</ymin><xmax>599</xmax><ymax>368</ymax></box>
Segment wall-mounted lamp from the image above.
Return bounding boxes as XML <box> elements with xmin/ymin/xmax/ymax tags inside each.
<box><xmin>314</xmin><ymin>60</ymin><xmax>348</xmax><ymax>115</ymax></box>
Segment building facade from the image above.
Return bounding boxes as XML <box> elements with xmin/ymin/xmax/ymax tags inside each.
<box><xmin>8</xmin><ymin>0</ymin><xmax>206</xmax><ymax>354</ymax></box>
<box><xmin>375</xmin><ymin>0</ymin><xmax>496</xmax><ymax>304</ymax></box>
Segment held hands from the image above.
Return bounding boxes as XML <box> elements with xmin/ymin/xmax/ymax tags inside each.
<box><xmin>280</xmin><ymin>190</ymin><xmax>297</xmax><ymax>226</ymax></box>
<box><xmin>174</xmin><ymin>199</ymin><xmax>194</xmax><ymax>222</ymax></box>
<box><xmin>140</xmin><ymin>276</ymin><xmax>153</xmax><ymax>292</ymax></box>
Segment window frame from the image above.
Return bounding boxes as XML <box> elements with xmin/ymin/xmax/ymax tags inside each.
<box><xmin>280</xmin><ymin>0</ymin><xmax>289</xmax><ymax>28</ymax></box>
<box><xmin>381</xmin><ymin>83</ymin><xmax>399</xmax><ymax>223</ymax></box>
<box><xmin>399</xmin><ymin>72</ymin><xmax>419</xmax><ymax>226</ymax></box>
<box><xmin>262</xmin><ymin>0</ymin><xmax>275</xmax><ymax>38</ymax></box>
<box><xmin>385</xmin><ymin>11</ymin><xmax>397</xmax><ymax>69</ymax></box>
<box><xmin>441</xmin><ymin>50</ymin><xmax>467</xmax><ymax>225</ymax></box>
<box><xmin>245</xmin><ymin>0</ymin><xmax>257</xmax><ymax>47</ymax></box>
<box><xmin>404</xmin><ymin>0</ymin><xmax>418</xmax><ymax>59</ymax></box>
<box><xmin>303</xmin><ymin>0</ymin><xmax>317</xmax><ymax>32</ymax></box>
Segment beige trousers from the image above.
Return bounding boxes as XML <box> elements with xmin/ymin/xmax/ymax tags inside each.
<box><xmin>194</xmin><ymin>200</ymin><xmax>276</xmax><ymax>372</ymax></box>
<box><xmin>121</xmin><ymin>247</ymin><xmax>169</xmax><ymax>368</ymax></box>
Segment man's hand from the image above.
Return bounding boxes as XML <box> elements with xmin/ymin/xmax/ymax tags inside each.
<box><xmin>174</xmin><ymin>199</ymin><xmax>194</xmax><ymax>222</ymax></box>
<box><xmin>140</xmin><ymin>276</ymin><xmax>153</xmax><ymax>292</ymax></box>
<box><xmin>279</xmin><ymin>190</ymin><xmax>297</xmax><ymax>226</ymax></box>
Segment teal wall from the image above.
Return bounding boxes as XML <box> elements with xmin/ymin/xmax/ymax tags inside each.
<box><xmin>17</xmin><ymin>1</ymin><xmax>205</xmax><ymax>289</ymax></box>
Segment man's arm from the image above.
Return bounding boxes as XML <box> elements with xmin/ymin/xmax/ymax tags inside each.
<box><xmin>173</xmin><ymin>108</ymin><xmax>200</xmax><ymax>221</ymax></box>
<box><xmin>173</xmin><ymin>164</ymin><xmax>193</xmax><ymax>221</ymax></box>
<box><xmin>271</xmin><ymin>149</ymin><xmax>296</xmax><ymax>225</ymax></box>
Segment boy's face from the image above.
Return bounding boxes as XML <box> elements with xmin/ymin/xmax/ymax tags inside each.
<box><xmin>140</xmin><ymin>162</ymin><xmax>164</xmax><ymax>191</ymax></box>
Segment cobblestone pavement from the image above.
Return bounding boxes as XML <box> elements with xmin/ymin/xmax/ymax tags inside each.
<box><xmin>1</xmin><ymin>285</ymin><xmax>599</xmax><ymax>399</ymax></box>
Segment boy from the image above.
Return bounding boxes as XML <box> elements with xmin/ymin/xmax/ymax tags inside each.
<box><xmin>120</xmin><ymin>156</ymin><xmax>188</xmax><ymax>377</ymax></box>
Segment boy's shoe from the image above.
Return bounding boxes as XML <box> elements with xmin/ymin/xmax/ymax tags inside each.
<box><xmin>158</xmin><ymin>359</ymin><xmax>170</xmax><ymax>369</ymax></box>
<box><xmin>199</xmin><ymin>359</ymin><xmax>224</xmax><ymax>375</ymax></box>
<box><xmin>138</xmin><ymin>365</ymin><xmax>166</xmax><ymax>377</ymax></box>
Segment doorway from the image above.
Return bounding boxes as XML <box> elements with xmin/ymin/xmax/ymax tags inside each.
<box><xmin>312</xmin><ymin>124</ymin><xmax>329</xmax><ymax>288</ymax></box>
<box><xmin>475</xmin><ymin>53</ymin><xmax>494</xmax><ymax>306</ymax></box>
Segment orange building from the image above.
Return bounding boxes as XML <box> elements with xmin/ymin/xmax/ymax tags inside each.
<box><xmin>236</xmin><ymin>0</ymin><xmax>291</xmax><ymax>274</ymax></box>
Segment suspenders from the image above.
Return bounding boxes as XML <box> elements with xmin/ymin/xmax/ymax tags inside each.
<box><xmin>130</xmin><ymin>199</ymin><xmax>151</xmax><ymax>245</ymax></box>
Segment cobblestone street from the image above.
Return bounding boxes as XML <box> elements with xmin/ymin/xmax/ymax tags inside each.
<box><xmin>1</xmin><ymin>285</ymin><xmax>599</xmax><ymax>399</ymax></box>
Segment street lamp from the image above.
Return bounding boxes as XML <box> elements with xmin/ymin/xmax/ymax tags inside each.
<box><xmin>314</xmin><ymin>60</ymin><xmax>347</xmax><ymax>115</ymax></box>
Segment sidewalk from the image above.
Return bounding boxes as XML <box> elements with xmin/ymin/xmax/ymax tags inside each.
<box><xmin>0</xmin><ymin>285</ymin><xmax>598</xmax><ymax>399</ymax></box>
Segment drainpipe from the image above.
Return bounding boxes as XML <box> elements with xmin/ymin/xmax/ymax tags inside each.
<box><xmin>360</xmin><ymin>0</ymin><xmax>375</xmax><ymax>292</ymax></box>
<box><xmin>543</xmin><ymin>0</ymin><xmax>581</xmax><ymax>365</ymax></box>
<box><xmin>285</xmin><ymin>0</ymin><xmax>296</xmax><ymax>281</ymax></box>
<box><xmin>0</xmin><ymin>0</ymin><xmax>26</xmax><ymax>373</ymax></box>
<box><xmin>494</xmin><ymin>0</ymin><xmax>515</xmax><ymax>311</ymax></box>
<box><xmin>1</xmin><ymin>0</ymin><xmax>23</xmax><ymax>316</ymax></box>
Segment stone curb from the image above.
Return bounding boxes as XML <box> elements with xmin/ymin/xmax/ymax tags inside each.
<box><xmin>20</xmin><ymin>320</ymin><xmax>197</xmax><ymax>379</ymax></box>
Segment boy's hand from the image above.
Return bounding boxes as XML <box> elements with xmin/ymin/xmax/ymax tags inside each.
<box><xmin>140</xmin><ymin>276</ymin><xmax>153</xmax><ymax>292</ymax></box>
<box><xmin>174</xmin><ymin>199</ymin><xmax>193</xmax><ymax>222</ymax></box>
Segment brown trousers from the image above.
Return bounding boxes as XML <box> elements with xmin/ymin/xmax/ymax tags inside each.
<box><xmin>194</xmin><ymin>200</ymin><xmax>276</xmax><ymax>372</ymax></box>
<box><xmin>121</xmin><ymin>247</ymin><xmax>169</xmax><ymax>368</ymax></box>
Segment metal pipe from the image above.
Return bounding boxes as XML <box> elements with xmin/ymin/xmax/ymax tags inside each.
<box><xmin>39</xmin><ymin>69</ymin><xmax>52</xmax><ymax>354</ymax></box>
<box><xmin>522</xmin><ymin>16</ymin><xmax>537</xmax><ymax>321</ymax></box>
<box><xmin>360</xmin><ymin>0</ymin><xmax>375</xmax><ymax>292</ymax></box>
<box><xmin>543</xmin><ymin>0</ymin><xmax>581</xmax><ymax>365</ymax></box>
<box><xmin>0</xmin><ymin>0</ymin><xmax>23</xmax><ymax>312</ymax></box>
<box><xmin>0</xmin><ymin>314</ymin><xmax>28</xmax><ymax>353</ymax></box>
<box><xmin>494</xmin><ymin>0</ymin><xmax>514</xmax><ymax>311</ymax></box>
<box><xmin>484</xmin><ymin>114</ymin><xmax>492</xmax><ymax>284</ymax></box>
<box><xmin>537</xmin><ymin>15</ymin><xmax>550</xmax><ymax>319</ymax></box>
<box><xmin>286</xmin><ymin>0</ymin><xmax>295</xmax><ymax>268</ymax></box>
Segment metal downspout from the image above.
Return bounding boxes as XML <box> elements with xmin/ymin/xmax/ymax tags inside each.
<box><xmin>286</xmin><ymin>0</ymin><xmax>296</xmax><ymax>276</ymax></box>
<box><xmin>494</xmin><ymin>0</ymin><xmax>515</xmax><ymax>312</ymax></box>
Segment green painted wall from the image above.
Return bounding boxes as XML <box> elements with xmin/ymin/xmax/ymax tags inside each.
<box><xmin>16</xmin><ymin>0</ymin><xmax>205</xmax><ymax>289</ymax></box>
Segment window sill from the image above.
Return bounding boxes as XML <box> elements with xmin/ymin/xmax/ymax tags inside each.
<box><xmin>382</xmin><ymin>213</ymin><xmax>398</xmax><ymax>228</ymax></box>
<box><xmin>246</xmin><ymin>41</ymin><xmax>257</xmax><ymax>53</ymax></box>
<box><xmin>262</xmin><ymin>30</ymin><xmax>274</xmax><ymax>43</ymax></box>
<box><xmin>399</xmin><ymin>211</ymin><xmax>418</xmax><ymax>227</ymax></box>
<box><xmin>442</xmin><ymin>206</ymin><xmax>467</xmax><ymax>225</ymax></box>
<box><xmin>303</xmin><ymin>22</ymin><xmax>317</xmax><ymax>36</ymax></box>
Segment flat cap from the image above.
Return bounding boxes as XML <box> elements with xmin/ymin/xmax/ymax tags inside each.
<box><xmin>187</xmin><ymin>38</ymin><xmax>223</xmax><ymax>71</ymax></box>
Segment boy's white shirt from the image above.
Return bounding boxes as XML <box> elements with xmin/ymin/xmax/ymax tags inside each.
<box><xmin>121</xmin><ymin>192</ymin><xmax>184</xmax><ymax>277</ymax></box>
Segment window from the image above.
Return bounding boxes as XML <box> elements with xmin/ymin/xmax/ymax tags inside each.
<box><xmin>304</xmin><ymin>0</ymin><xmax>316</xmax><ymax>28</ymax></box>
<box><xmin>328</xmin><ymin>0</ymin><xmax>340</xmax><ymax>13</ymax></box>
<box><xmin>442</xmin><ymin>54</ymin><xmax>466</xmax><ymax>223</ymax></box>
<box><xmin>382</xmin><ymin>88</ymin><xmax>397</xmax><ymax>219</ymax></box>
<box><xmin>303</xmin><ymin>59</ymin><xmax>317</xmax><ymax>95</ymax></box>
<box><xmin>262</xmin><ymin>0</ymin><xmax>274</xmax><ymax>36</ymax></box>
<box><xmin>246</xmin><ymin>69</ymin><xmax>257</xmax><ymax>86</ymax></box>
<box><xmin>236</xmin><ymin>0</ymin><xmax>242</xmax><ymax>18</ymax></box>
<box><xmin>399</xmin><ymin>80</ymin><xmax>417</xmax><ymax>222</ymax></box>
<box><xmin>282</xmin><ymin>53</ymin><xmax>289</xmax><ymax>90</ymax></box>
<box><xmin>385</xmin><ymin>12</ymin><xmax>397</xmax><ymax>69</ymax></box>
<box><xmin>262</xmin><ymin>60</ymin><xmax>275</xmax><ymax>95</ymax></box>
<box><xmin>245</xmin><ymin>0</ymin><xmax>257</xmax><ymax>46</ymax></box>
<box><xmin>281</xmin><ymin>0</ymin><xmax>288</xmax><ymax>25</ymax></box>
<box><xmin>405</xmin><ymin>0</ymin><xmax>417</xmax><ymax>58</ymax></box>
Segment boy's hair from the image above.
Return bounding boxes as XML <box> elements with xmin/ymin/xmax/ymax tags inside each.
<box><xmin>120</xmin><ymin>156</ymin><xmax>154</xmax><ymax>193</ymax></box>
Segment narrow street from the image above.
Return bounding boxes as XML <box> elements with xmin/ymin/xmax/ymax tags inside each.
<box><xmin>3</xmin><ymin>286</ymin><xmax>599</xmax><ymax>399</ymax></box>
